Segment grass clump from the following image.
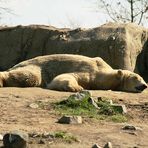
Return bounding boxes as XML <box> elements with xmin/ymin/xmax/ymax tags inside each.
<box><xmin>110</xmin><ymin>114</ymin><xmax>128</xmax><ymax>122</ymax></box>
<box><xmin>97</xmin><ymin>100</ymin><xmax>123</xmax><ymax>115</ymax></box>
<box><xmin>54</xmin><ymin>95</ymin><xmax>98</xmax><ymax>118</ymax></box>
<box><xmin>52</xmin><ymin>131</ymin><xmax>79</xmax><ymax>143</ymax></box>
<box><xmin>53</xmin><ymin>94</ymin><xmax>127</xmax><ymax>122</ymax></box>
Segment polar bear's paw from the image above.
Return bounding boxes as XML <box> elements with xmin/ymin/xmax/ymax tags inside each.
<box><xmin>47</xmin><ymin>73</ymin><xmax>83</xmax><ymax>92</ymax></box>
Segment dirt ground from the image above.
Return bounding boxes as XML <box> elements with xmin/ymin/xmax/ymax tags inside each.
<box><xmin>0</xmin><ymin>87</ymin><xmax>148</xmax><ymax>148</ymax></box>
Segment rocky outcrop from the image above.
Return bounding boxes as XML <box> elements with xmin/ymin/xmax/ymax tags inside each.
<box><xmin>0</xmin><ymin>23</ymin><xmax>147</xmax><ymax>80</ymax></box>
<box><xmin>136</xmin><ymin>39</ymin><xmax>148</xmax><ymax>82</ymax></box>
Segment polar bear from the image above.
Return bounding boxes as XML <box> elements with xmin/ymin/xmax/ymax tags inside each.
<box><xmin>0</xmin><ymin>54</ymin><xmax>147</xmax><ymax>93</ymax></box>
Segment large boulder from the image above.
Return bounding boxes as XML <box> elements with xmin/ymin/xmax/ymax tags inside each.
<box><xmin>0</xmin><ymin>22</ymin><xmax>147</xmax><ymax>80</ymax></box>
<box><xmin>136</xmin><ymin>39</ymin><xmax>148</xmax><ymax>82</ymax></box>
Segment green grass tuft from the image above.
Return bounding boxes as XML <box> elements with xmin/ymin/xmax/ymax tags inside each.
<box><xmin>110</xmin><ymin>114</ymin><xmax>128</xmax><ymax>123</ymax></box>
<box><xmin>54</xmin><ymin>96</ymin><xmax>98</xmax><ymax>118</ymax></box>
<box><xmin>52</xmin><ymin>131</ymin><xmax>79</xmax><ymax>143</ymax></box>
<box><xmin>53</xmin><ymin>95</ymin><xmax>128</xmax><ymax>122</ymax></box>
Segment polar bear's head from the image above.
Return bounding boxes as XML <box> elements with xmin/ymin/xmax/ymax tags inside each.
<box><xmin>117</xmin><ymin>70</ymin><xmax>147</xmax><ymax>93</ymax></box>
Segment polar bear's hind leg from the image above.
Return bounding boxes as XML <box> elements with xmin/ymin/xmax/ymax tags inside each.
<box><xmin>6</xmin><ymin>71</ymin><xmax>41</xmax><ymax>87</ymax></box>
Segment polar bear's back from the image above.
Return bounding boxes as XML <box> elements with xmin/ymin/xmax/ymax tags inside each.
<box><xmin>10</xmin><ymin>54</ymin><xmax>111</xmax><ymax>72</ymax></box>
<box><xmin>9</xmin><ymin>54</ymin><xmax>112</xmax><ymax>85</ymax></box>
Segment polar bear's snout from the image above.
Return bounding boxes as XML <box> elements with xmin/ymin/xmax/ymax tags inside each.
<box><xmin>135</xmin><ymin>84</ymin><xmax>147</xmax><ymax>92</ymax></box>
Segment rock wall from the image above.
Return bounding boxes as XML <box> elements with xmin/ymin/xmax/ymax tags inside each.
<box><xmin>0</xmin><ymin>22</ymin><xmax>147</xmax><ymax>80</ymax></box>
<box><xmin>136</xmin><ymin>39</ymin><xmax>148</xmax><ymax>82</ymax></box>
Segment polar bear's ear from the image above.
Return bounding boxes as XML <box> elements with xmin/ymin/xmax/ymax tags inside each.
<box><xmin>117</xmin><ymin>69</ymin><xmax>123</xmax><ymax>78</ymax></box>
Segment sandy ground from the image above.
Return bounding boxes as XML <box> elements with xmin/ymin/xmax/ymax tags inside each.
<box><xmin>0</xmin><ymin>87</ymin><xmax>148</xmax><ymax>148</ymax></box>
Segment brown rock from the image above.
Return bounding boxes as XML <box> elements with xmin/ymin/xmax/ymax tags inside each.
<box><xmin>58</xmin><ymin>115</ymin><xmax>82</xmax><ymax>124</ymax></box>
<box><xmin>0</xmin><ymin>23</ymin><xmax>147</xmax><ymax>82</ymax></box>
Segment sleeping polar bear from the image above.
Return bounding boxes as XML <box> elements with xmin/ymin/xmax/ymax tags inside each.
<box><xmin>0</xmin><ymin>54</ymin><xmax>147</xmax><ymax>93</ymax></box>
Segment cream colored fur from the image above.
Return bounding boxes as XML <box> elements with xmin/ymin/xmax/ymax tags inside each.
<box><xmin>0</xmin><ymin>54</ymin><xmax>147</xmax><ymax>92</ymax></box>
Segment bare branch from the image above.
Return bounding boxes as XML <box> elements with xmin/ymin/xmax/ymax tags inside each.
<box><xmin>0</xmin><ymin>0</ymin><xmax>16</xmax><ymax>23</ymax></box>
<box><xmin>99</xmin><ymin>0</ymin><xmax>118</xmax><ymax>22</ymax></box>
<box><xmin>96</xmin><ymin>0</ymin><xmax>148</xmax><ymax>25</ymax></box>
<box><xmin>138</xmin><ymin>11</ymin><xmax>144</xmax><ymax>24</ymax></box>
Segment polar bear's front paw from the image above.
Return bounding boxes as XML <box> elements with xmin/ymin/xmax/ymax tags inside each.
<box><xmin>66</xmin><ymin>85</ymin><xmax>83</xmax><ymax>92</ymax></box>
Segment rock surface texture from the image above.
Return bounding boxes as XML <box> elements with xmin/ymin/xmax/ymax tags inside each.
<box><xmin>0</xmin><ymin>23</ymin><xmax>147</xmax><ymax>80</ymax></box>
<box><xmin>3</xmin><ymin>131</ymin><xmax>28</xmax><ymax>148</ymax></box>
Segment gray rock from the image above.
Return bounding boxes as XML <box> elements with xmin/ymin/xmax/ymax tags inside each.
<box><xmin>88</xmin><ymin>97</ymin><xmax>100</xmax><ymax>109</ymax></box>
<box><xmin>42</xmin><ymin>132</ymin><xmax>51</xmax><ymax>138</ymax></box>
<box><xmin>80</xmin><ymin>90</ymin><xmax>91</xmax><ymax>97</ymax></box>
<box><xmin>0</xmin><ymin>23</ymin><xmax>147</xmax><ymax>80</ymax></box>
<box><xmin>58</xmin><ymin>115</ymin><xmax>82</xmax><ymax>124</ymax></box>
<box><xmin>29</xmin><ymin>132</ymin><xmax>41</xmax><ymax>138</ymax></box>
<box><xmin>122</xmin><ymin>125</ymin><xmax>142</xmax><ymax>131</ymax></box>
<box><xmin>3</xmin><ymin>131</ymin><xmax>29</xmax><ymax>148</ymax></box>
<box><xmin>38</xmin><ymin>139</ymin><xmax>46</xmax><ymax>144</ymax></box>
<box><xmin>103</xmin><ymin>142</ymin><xmax>112</xmax><ymax>148</ymax></box>
<box><xmin>92</xmin><ymin>143</ymin><xmax>102</xmax><ymax>148</ymax></box>
<box><xmin>29</xmin><ymin>103</ymin><xmax>39</xmax><ymax>109</ymax></box>
<box><xmin>69</xmin><ymin>93</ymin><xmax>85</xmax><ymax>100</ymax></box>
<box><xmin>69</xmin><ymin>90</ymin><xmax>91</xmax><ymax>100</ymax></box>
